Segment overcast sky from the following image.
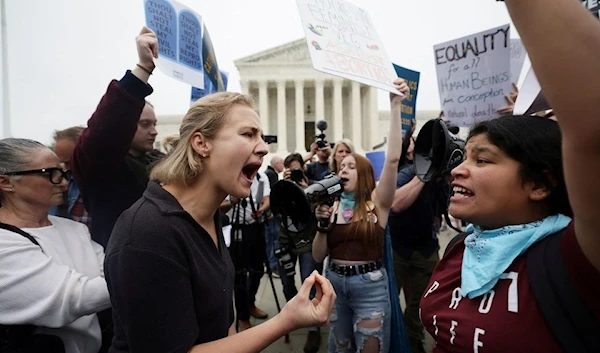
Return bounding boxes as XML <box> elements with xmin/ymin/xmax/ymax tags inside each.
<box><xmin>0</xmin><ymin>0</ymin><xmax>515</xmax><ymax>144</ymax></box>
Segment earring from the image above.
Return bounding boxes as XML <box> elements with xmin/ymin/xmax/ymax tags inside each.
<box><xmin>8</xmin><ymin>188</ymin><xmax>14</xmax><ymax>193</ymax></box>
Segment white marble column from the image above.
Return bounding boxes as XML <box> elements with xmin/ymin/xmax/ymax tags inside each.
<box><xmin>333</xmin><ymin>79</ymin><xmax>343</xmax><ymax>142</ymax></box>
<box><xmin>258</xmin><ymin>80</ymin><xmax>269</xmax><ymax>134</ymax></box>
<box><xmin>351</xmin><ymin>81</ymin><xmax>363</xmax><ymax>152</ymax></box>
<box><xmin>295</xmin><ymin>80</ymin><xmax>306</xmax><ymax>153</ymax></box>
<box><xmin>369</xmin><ymin>86</ymin><xmax>379</xmax><ymax>151</ymax></box>
<box><xmin>315</xmin><ymin>79</ymin><xmax>325</xmax><ymax>123</ymax></box>
<box><xmin>277</xmin><ymin>80</ymin><xmax>288</xmax><ymax>154</ymax></box>
<box><xmin>240</xmin><ymin>80</ymin><xmax>250</xmax><ymax>94</ymax></box>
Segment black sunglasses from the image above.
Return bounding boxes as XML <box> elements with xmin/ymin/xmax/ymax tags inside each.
<box><xmin>4</xmin><ymin>168</ymin><xmax>68</xmax><ymax>185</ymax></box>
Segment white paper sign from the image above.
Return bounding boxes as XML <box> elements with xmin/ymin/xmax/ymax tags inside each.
<box><xmin>144</xmin><ymin>0</ymin><xmax>204</xmax><ymax>87</ymax></box>
<box><xmin>296</xmin><ymin>0</ymin><xmax>399</xmax><ymax>94</ymax></box>
<box><xmin>513</xmin><ymin>66</ymin><xmax>550</xmax><ymax>115</ymax></box>
<box><xmin>510</xmin><ymin>39</ymin><xmax>527</xmax><ymax>84</ymax></box>
<box><xmin>434</xmin><ymin>24</ymin><xmax>512</xmax><ymax>127</ymax></box>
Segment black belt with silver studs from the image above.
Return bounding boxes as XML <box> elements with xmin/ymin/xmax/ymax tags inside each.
<box><xmin>329</xmin><ymin>260</ymin><xmax>383</xmax><ymax>276</ymax></box>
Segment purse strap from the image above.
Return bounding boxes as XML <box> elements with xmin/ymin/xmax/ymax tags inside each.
<box><xmin>0</xmin><ymin>223</ymin><xmax>40</xmax><ymax>247</ymax></box>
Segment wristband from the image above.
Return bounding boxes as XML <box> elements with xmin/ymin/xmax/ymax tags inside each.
<box><xmin>136</xmin><ymin>63</ymin><xmax>154</xmax><ymax>75</ymax></box>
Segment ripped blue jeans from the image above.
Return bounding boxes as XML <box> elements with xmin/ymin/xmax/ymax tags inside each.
<box><xmin>326</xmin><ymin>266</ymin><xmax>391</xmax><ymax>353</ymax></box>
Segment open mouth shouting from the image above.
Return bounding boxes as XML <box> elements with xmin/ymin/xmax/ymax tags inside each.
<box><xmin>240</xmin><ymin>162</ymin><xmax>262</xmax><ymax>187</ymax></box>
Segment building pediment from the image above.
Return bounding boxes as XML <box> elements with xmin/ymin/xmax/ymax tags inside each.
<box><xmin>235</xmin><ymin>39</ymin><xmax>312</xmax><ymax>66</ymax></box>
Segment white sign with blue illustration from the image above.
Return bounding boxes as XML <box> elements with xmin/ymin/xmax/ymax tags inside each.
<box><xmin>144</xmin><ymin>0</ymin><xmax>204</xmax><ymax>87</ymax></box>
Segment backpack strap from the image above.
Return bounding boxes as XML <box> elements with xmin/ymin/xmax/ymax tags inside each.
<box><xmin>0</xmin><ymin>223</ymin><xmax>40</xmax><ymax>247</ymax></box>
<box><xmin>527</xmin><ymin>231</ymin><xmax>600</xmax><ymax>353</ymax></box>
<box><xmin>443</xmin><ymin>231</ymin><xmax>471</xmax><ymax>257</ymax></box>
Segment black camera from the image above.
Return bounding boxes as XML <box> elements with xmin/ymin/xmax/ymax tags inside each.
<box><xmin>315</xmin><ymin>120</ymin><xmax>331</xmax><ymax>149</ymax></box>
<box><xmin>270</xmin><ymin>175</ymin><xmax>343</xmax><ymax>235</ymax></box>
<box><xmin>414</xmin><ymin>118</ymin><xmax>466</xmax><ymax>182</ymax></box>
<box><xmin>304</xmin><ymin>174</ymin><xmax>343</xmax><ymax>206</ymax></box>
<box><xmin>264</xmin><ymin>135</ymin><xmax>278</xmax><ymax>145</ymax></box>
<box><xmin>290</xmin><ymin>168</ymin><xmax>305</xmax><ymax>184</ymax></box>
<box><xmin>304</xmin><ymin>175</ymin><xmax>343</xmax><ymax>232</ymax></box>
<box><xmin>274</xmin><ymin>246</ymin><xmax>296</xmax><ymax>277</ymax></box>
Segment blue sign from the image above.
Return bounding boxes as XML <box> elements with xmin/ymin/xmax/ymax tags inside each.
<box><xmin>144</xmin><ymin>0</ymin><xmax>177</xmax><ymax>61</ymax></box>
<box><xmin>201</xmin><ymin>25</ymin><xmax>225</xmax><ymax>91</ymax></box>
<box><xmin>393</xmin><ymin>64</ymin><xmax>420</xmax><ymax>139</ymax></box>
<box><xmin>190</xmin><ymin>24</ymin><xmax>228</xmax><ymax>103</ymax></box>
<box><xmin>178</xmin><ymin>10</ymin><xmax>203</xmax><ymax>71</ymax></box>
<box><xmin>191</xmin><ymin>71</ymin><xmax>229</xmax><ymax>103</ymax></box>
<box><xmin>366</xmin><ymin>150</ymin><xmax>385</xmax><ymax>181</ymax></box>
<box><xmin>144</xmin><ymin>0</ymin><xmax>205</xmax><ymax>87</ymax></box>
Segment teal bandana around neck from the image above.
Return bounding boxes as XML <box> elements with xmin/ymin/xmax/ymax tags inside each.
<box><xmin>340</xmin><ymin>192</ymin><xmax>355</xmax><ymax>222</ymax></box>
<box><xmin>461</xmin><ymin>214</ymin><xmax>572</xmax><ymax>299</ymax></box>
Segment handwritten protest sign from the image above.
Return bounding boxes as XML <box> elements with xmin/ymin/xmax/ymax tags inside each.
<box><xmin>510</xmin><ymin>39</ymin><xmax>526</xmax><ymax>84</ymax></box>
<box><xmin>296</xmin><ymin>0</ymin><xmax>399</xmax><ymax>94</ymax></box>
<box><xmin>393</xmin><ymin>64</ymin><xmax>420</xmax><ymax>139</ymax></box>
<box><xmin>144</xmin><ymin>0</ymin><xmax>204</xmax><ymax>87</ymax></box>
<box><xmin>434</xmin><ymin>24</ymin><xmax>511</xmax><ymax>127</ymax></box>
<box><xmin>582</xmin><ymin>0</ymin><xmax>600</xmax><ymax>18</ymax></box>
<box><xmin>190</xmin><ymin>24</ymin><xmax>227</xmax><ymax>104</ymax></box>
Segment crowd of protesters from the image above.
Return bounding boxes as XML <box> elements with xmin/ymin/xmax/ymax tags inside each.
<box><xmin>1</xmin><ymin>0</ymin><xmax>599</xmax><ymax>352</ymax></box>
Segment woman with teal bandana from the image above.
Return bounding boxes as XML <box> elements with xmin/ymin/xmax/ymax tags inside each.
<box><xmin>419</xmin><ymin>0</ymin><xmax>600</xmax><ymax>351</ymax></box>
<box><xmin>312</xmin><ymin>78</ymin><xmax>409</xmax><ymax>353</ymax></box>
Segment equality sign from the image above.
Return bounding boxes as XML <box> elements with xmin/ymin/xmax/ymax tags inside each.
<box><xmin>434</xmin><ymin>24</ymin><xmax>511</xmax><ymax>127</ymax></box>
<box><xmin>144</xmin><ymin>0</ymin><xmax>204</xmax><ymax>87</ymax></box>
<box><xmin>510</xmin><ymin>39</ymin><xmax>526</xmax><ymax>84</ymax></box>
<box><xmin>296</xmin><ymin>0</ymin><xmax>399</xmax><ymax>94</ymax></box>
<box><xmin>393</xmin><ymin>64</ymin><xmax>420</xmax><ymax>139</ymax></box>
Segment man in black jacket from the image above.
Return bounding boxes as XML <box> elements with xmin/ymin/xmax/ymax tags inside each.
<box><xmin>388</xmin><ymin>139</ymin><xmax>449</xmax><ymax>353</ymax></box>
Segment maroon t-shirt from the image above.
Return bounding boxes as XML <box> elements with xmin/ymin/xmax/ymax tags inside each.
<box><xmin>420</xmin><ymin>223</ymin><xmax>600</xmax><ymax>353</ymax></box>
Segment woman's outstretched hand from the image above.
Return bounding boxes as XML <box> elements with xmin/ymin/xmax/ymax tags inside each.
<box><xmin>279</xmin><ymin>271</ymin><xmax>336</xmax><ymax>330</ymax></box>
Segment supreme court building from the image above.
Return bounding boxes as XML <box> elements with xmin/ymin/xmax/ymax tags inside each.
<box><xmin>156</xmin><ymin>39</ymin><xmax>439</xmax><ymax>158</ymax></box>
<box><xmin>235</xmin><ymin>38</ymin><xmax>382</xmax><ymax>155</ymax></box>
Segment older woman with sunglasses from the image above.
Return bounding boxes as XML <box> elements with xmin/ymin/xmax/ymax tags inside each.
<box><xmin>0</xmin><ymin>138</ymin><xmax>111</xmax><ymax>353</ymax></box>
